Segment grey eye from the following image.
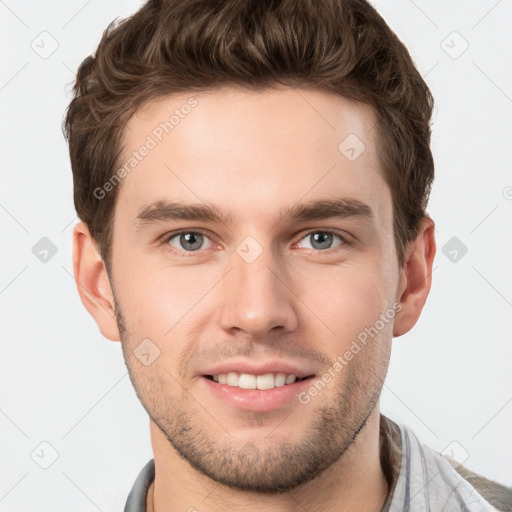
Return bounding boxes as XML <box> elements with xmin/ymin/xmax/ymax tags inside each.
<box><xmin>168</xmin><ymin>232</ymin><xmax>210</xmax><ymax>251</ymax></box>
<box><xmin>299</xmin><ymin>232</ymin><xmax>344</xmax><ymax>251</ymax></box>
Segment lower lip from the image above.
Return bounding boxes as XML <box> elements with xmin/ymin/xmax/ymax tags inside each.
<box><xmin>201</xmin><ymin>376</ymin><xmax>313</xmax><ymax>412</ymax></box>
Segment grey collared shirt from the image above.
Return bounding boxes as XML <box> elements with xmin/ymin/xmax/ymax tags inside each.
<box><xmin>124</xmin><ymin>421</ymin><xmax>498</xmax><ymax>511</ymax></box>
<box><xmin>379</xmin><ymin>423</ymin><xmax>498</xmax><ymax>511</ymax></box>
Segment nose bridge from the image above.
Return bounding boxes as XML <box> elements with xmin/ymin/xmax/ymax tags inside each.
<box><xmin>218</xmin><ymin>238</ymin><xmax>298</xmax><ymax>337</ymax></box>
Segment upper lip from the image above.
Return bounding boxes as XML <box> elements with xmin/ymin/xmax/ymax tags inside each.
<box><xmin>200</xmin><ymin>359</ymin><xmax>315</xmax><ymax>380</ymax></box>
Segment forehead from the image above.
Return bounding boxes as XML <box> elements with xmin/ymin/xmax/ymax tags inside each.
<box><xmin>116</xmin><ymin>85</ymin><xmax>391</xmax><ymax>229</ymax></box>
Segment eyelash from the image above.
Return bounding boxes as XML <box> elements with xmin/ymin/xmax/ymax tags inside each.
<box><xmin>158</xmin><ymin>228</ymin><xmax>352</xmax><ymax>257</ymax></box>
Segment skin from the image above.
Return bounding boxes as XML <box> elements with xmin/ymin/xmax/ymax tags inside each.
<box><xmin>73</xmin><ymin>85</ymin><xmax>435</xmax><ymax>511</ymax></box>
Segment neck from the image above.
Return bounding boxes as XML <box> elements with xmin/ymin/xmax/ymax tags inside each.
<box><xmin>147</xmin><ymin>407</ymin><xmax>390</xmax><ymax>512</ymax></box>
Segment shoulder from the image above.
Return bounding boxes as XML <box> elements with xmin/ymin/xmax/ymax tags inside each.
<box><xmin>441</xmin><ymin>455</ymin><xmax>512</xmax><ymax>512</ymax></box>
<box><xmin>380</xmin><ymin>415</ymin><xmax>509</xmax><ymax>511</ymax></box>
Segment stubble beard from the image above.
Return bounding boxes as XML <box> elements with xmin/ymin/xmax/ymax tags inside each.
<box><xmin>113</xmin><ymin>293</ymin><xmax>385</xmax><ymax>493</ymax></box>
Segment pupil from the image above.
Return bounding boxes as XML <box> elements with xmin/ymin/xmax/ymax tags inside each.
<box><xmin>181</xmin><ymin>233</ymin><xmax>203</xmax><ymax>251</ymax></box>
<box><xmin>312</xmin><ymin>232</ymin><xmax>332</xmax><ymax>250</ymax></box>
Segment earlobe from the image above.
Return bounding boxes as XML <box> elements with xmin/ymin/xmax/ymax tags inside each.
<box><xmin>393</xmin><ymin>216</ymin><xmax>436</xmax><ymax>337</ymax></box>
<box><xmin>72</xmin><ymin>222</ymin><xmax>121</xmax><ymax>341</ymax></box>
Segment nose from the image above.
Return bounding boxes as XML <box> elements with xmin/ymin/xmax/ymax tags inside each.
<box><xmin>217</xmin><ymin>245</ymin><xmax>299</xmax><ymax>339</ymax></box>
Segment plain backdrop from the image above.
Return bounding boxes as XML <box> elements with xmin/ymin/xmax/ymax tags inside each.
<box><xmin>1</xmin><ymin>0</ymin><xmax>511</xmax><ymax>510</ymax></box>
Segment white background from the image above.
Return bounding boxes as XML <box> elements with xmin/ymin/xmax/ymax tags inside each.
<box><xmin>0</xmin><ymin>0</ymin><xmax>511</xmax><ymax>510</ymax></box>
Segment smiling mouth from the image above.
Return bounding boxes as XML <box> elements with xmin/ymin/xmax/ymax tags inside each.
<box><xmin>204</xmin><ymin>372</ymin><xmax>313</xmax><ymax>390</ymax></box>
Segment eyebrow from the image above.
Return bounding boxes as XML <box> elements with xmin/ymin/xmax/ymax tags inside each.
<box><xmin>134</xmin><ymin>197</ymin><xmax>375</xmax><ymax>230</ymax></box>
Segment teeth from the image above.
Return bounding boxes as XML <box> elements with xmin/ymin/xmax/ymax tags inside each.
<box><xmin>239</xmin><ymin>373</ymin><xmax>257</xmax><ymax>390</ymax></box>
<box><xmin>257</xmin><ymin>373</ymin><xmax>274</xmax><ymax>390</ymax></box>
<box><xmin>274</xmin><ymin>373</ymin><xmax>286</xmax><ymax>387</ymax></box>
<box><xmin>211</xmin><ymin>372</ymin><xmax>300</xmax><ymax>389</ymax></box>
<box><xmin>227</xmin><ymin>372</ymin><xmax>238</xmax><ymax>387</ymax></box>
<box><xmin>285</xmin><ymin>374</ymin><xmax>296</xmax><ymax>384</ymax></box>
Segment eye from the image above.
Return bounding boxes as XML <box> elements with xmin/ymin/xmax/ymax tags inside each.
<box><xmin>160</xmin><ymin>228</ymin><xmax>351</xmax><ymax>256</ymax></box>
<box><xmin>296</xmin><ymin>230</ymin><xmax>348</xmax><ymax>251</ymax></box>
<box><xmin>165</xmin><ymin>230</ymin><xmax>213</xmax><ymax>252</ymax></box>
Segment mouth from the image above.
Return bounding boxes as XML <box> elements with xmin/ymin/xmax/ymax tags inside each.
<box><xmin>203</xmin><ymin>372</ymin><xmax>313</xmax><ymax>390</ymax></box>
<box><xmin>200</xmin><ymin>368</ymin><xmax>316</xmax><ymax>412</ymax></box>
<box><xmin>198</xmin><ymin>359</ymin><xmax>318</xmax><ymax>411</ymax></box>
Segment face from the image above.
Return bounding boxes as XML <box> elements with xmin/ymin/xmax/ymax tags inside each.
<box><xmin>109</xmin><ymin>86</ymin><xmax>402</xmax><ymax>492</ymax></box>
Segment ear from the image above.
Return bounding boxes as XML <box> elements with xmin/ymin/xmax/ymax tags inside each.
<box><xmin>72</xmin><ymin>222</ymin><xmax>121</xmax><ymax>341</ymax></box>
<box><xmin>393</xmin><ymin>216</ymin><xmax>436</xmax><ymax>337</ymax></box>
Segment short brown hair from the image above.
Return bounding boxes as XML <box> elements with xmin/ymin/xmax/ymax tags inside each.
<box><xmin>63</xmin><ymin>0</ymin><xmax>434</xmax><ymax>268</ymax></box>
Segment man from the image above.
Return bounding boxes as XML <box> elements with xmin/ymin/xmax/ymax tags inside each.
<box><xmin>63</xmin><ymin>0</ymin><xmax>509</xmax><ymax>510</ymax></box>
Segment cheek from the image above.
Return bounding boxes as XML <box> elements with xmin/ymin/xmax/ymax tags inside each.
<box><xmin>113</xmin><ymin>239</ymin><xmax>398</xmax><ymax>356</ymax></box>
<box><xmin>114</xmin><ymin>256</ymin><xmax>215</xmax><ymax>336</ymax></box>
<box><xmin>292</xmin><ymin>259</ymin><xmax>395</xmax><ymax>351</ymax></box>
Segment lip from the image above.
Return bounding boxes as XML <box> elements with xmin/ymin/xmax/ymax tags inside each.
<box><xmin>198</xmin><ymin>359</ymin><xmax>316</xmax><ymax>412</ymax></box>
<box><xmin>201</xmin><ymin>375</ymin><xmax>314</xmax><ymax>412</ymax></box>
<box><xmin>200</xmin><ymin>359</ymin><xmax>315</xmax><ymax>380</ymax></box>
